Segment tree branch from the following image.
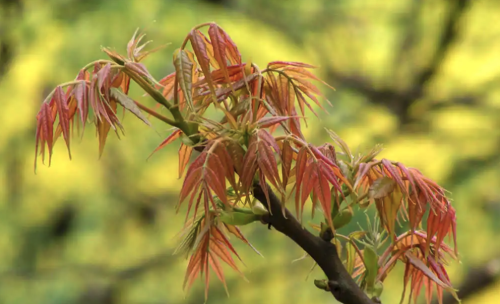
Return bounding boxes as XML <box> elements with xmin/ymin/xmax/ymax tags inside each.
<box><xmin>253</xmin><ymin>183</ymin><xmax>376</xmax><ymax>304</ymax></box>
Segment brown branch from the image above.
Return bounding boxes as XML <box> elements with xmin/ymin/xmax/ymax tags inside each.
<box><xmin>252</xmin><ymin>183</ymin><xmax>376</xmax><ymax>304</ymax></box>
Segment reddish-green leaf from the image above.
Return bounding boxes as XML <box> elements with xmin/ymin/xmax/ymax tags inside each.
<box><xmin>110</xmin><ymin>87</ymin><xmax>150</xmax><ymax>126</ymax></box>
<box><xmin>173</xmin><ymin>48</ymin><xmax>196</xmax><ymax>110</ymax></box>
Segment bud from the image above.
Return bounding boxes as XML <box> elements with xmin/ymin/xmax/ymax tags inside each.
<box><xmin>218</xmin><ymin>210</ymin><xmax>260</xmax><ymax>226</ymax></box>
<box><xmin>333</xmin><ymin>208</ymin><xmax>353</xmax><ymax>229</ymax></box>
<box><xmin>251</xmin><ymin>200</ymin><xmax>269</xmax><ymax>215</ymax></box>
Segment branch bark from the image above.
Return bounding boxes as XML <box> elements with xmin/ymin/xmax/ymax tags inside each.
<box><xmin>252</xmin><ymin>183</ymin><xmax>376</xmax><ymax>304</ymax></box>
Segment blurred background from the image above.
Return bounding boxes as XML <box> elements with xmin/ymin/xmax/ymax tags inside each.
<box><xmin>1</xmin><ymin>0</ymin><xmax>499</xmax><ymax>303</ymax></box>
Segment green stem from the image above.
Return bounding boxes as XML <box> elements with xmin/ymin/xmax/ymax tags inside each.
<box><xmin>122</xmin><ymin>66</ymin><xmax>198</xmax><ymax>141</ymax></box>
<box><xmin>42</xmin><ymin>80</ymin><xmax>91</xmax><ymax>104</ymax></box>
<box><xmin>81</xmin><ymin>60</ymin><xmax>118</xmax><ymax>71</ymax></box>
<box><xmin>134</xmin><ymin>101</ymin><xmax>178</xmax><ymax>126</ymax></box>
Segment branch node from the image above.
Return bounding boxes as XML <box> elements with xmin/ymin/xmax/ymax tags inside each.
<box><xmin>320</xmin><ymin>227</ymin><xmax>335</xmax><ymax>242</ymax></box>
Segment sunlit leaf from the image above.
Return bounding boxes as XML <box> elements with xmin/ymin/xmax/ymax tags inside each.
<box><xmin>369</xmin><ymin>177</ymin><xmax>395</xmax><ymax>199</ymax></box>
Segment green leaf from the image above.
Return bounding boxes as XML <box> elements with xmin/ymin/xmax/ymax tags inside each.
<box><xmin>363</xmin><ymin>245</ymin><xmax>379</xmax><ymax>289</ymax></box>
<box><xmin>345</xmin><ymin>242</ymin><xmax>356</xmax><ymax>275</ymax></box>
<box><xmin>333</xmin><ymin>208</ymin><xmax>353</xmax><ymax>230</ymax></box>
<box><xmin>326</xmin><ymin>129</ymin><xmax>352</xmax><ymax>158</ymax></box>
<box><xmin>110</xmin><ymin>88</ymin><xmax>150</xmax><ymax>126</ymax></box>
<box><xmin>173</xmin><ymin>48</ymin><xmax>195</xmax><ymax>111</ymax></box>
<box><xmin>218</xmin><ymin>210</ymin><xmax>260</xmax><ymax>226</ymax></box>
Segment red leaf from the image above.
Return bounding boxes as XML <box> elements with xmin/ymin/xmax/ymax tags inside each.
<box><xmin>214</xmin><ymin>25</ymin><xmax>241</xmax><ymax>65</ymax></box>
<box><xmin>53</xmin><ymin>86</ymin><xmax>71</xmax><ymax>158</ymax></box>
<box><xmin>148</xmin><ymin>129</ymin><xmax>182</xmax><ymax>159</ymax></box>
<box><xmin>73</xmin><ymin>81</ymin><xmax>88</xmax><ymax>130</ymax></box>
<box><xmin>294</xmin><ymin>147</ymin><xmax>308</xmax><ymax>216</ymax></box>
<box><xmin>315</xmin><ymin>168</ymin><xmax>333</xmax><ymax>229</ymax></box>
<box><xmin>281</xmin><ymin>140</ymin><xmax>293</xmax><ymax>189</ymax></box>
<box><xmin>179</xmin><ymin>143</ymin><xmax>193</xmax><ymax>178</ymax></box>
<box><xmin>34</xmin><ymin>103</ymin><xmax>54</xmax><ymax>169</ymax></box>
<box><xmin>256</xmin><ymin>143</ymin><xmax>281</xmax><ymax>190</ymax></box>
<box><xmin>382</xmin><ymin>159</ymin><xmax>406</xmax><ymax>194</ymax></box>
<box><xmin>256</xmin><ymin>116</ymin><xmax>294</xmax><ymax>128</ymax></box>
<box><xmin>190</xmin><ymin>30</ymin><xmax>216</xmax><ymax>100</ymax></box>
<box><xmin>208</xmin><ymin>24</ymin><xmax>230</xmax><ymax>84</ymax></box>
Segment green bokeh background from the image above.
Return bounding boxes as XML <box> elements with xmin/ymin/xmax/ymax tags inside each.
<box><xmin>1</xmin><ymin>0</ymin><xmax>499</xmax><ymax>303</ymax></box>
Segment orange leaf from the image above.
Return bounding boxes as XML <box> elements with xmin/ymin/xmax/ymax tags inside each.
<box><xmin>178</xmin><ymin>143</ymin><xmax>193</xmax><ymax>178</ymax></box>
<box><xmin>148</xmin><ymin>128</ymin><xmax>182</xmax><ymax>159</ymax></box>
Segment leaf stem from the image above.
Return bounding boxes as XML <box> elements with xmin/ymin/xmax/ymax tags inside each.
<box><xmin>134</xmin><ymin>101</ymin><xmax>178</xmax><ymax>126</ymax></box>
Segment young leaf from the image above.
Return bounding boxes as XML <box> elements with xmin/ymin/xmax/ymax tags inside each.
<box><xmin>369</xmin><ymin>177</ymin><xmax>395</xmax><ymax>199</ymax></box>
<box><xmin>53</xmin><ymin>86</ymin><xmax>71</xmax><ymax>158</ymax></box>
<box><xmin>173</xmin><ymin>48</ymin><xmax>196</xmax><ymax>110</ymax></box>
<box><xmin>110</xmin><ymin>88</ymin><xmax>151</xmax><ymax>126</ymax></box>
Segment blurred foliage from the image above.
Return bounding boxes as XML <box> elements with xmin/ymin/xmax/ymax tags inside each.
<box><xmin>1</xmin><ymin>0</ymin><xmax>500</xmax><ymax>303</ymax></box>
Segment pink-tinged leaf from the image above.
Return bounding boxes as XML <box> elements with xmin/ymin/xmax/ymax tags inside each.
<box><xmin>34</xmin><ymin>103</ymin><xmax>54</xmax><ymax>170</ymax></box>
<box><xmin>257</xmin><ymin>143</ymin><xmax>281</xmax><ymax>191</ymax></box>
<box><xmin>190</xmin><ymin>30</ymin><xmax>216</xmax><ymax>100</ymax></box>
<box><xmin>208</xmin><ymin>24</ymin><xmax>230</xmax><ymax>83</ymax></box>
<box><xmin>294</xmin><ymin>147</ymin><xmax>308</xmax><ymax>216</ymax></box>
<box><xmin>256</xmin><ymin>116</ymin><xmax>294</xmax><ymax>128</ymax></box>
<box><xmin>148</xmin><ymin>129</ymin><xmax>182</xmax><ymax>159</ymax></box>
<box><xmin>204</xmin><ymin>167</ymin><xmax>228</xmax><ymax>206</ymax></box>
<box><xmin>53</xmin><ymin>86</ymin><xmax>71</xmax><ymax>158</ymax></box>
<box><xmin>214</xmin><ymin>144</ymin><xmax>237</xmax><ymax>192</ymax></box>
<box><xmin>268</xmin><ymin>61</ymin><xmax>317</xmax><ymax>70</ymax></box>
<box><xmin>309</xmin><ymin>144</ymin><xmax>336</xmax><ymax>167</ymax></box>
<box><xmin>125</xmin><ymin>62</ymin><xmax>154</xmax><ymax>81</ymax></box>
<box><xmin>295</xmin><ymin>88</ymin><xmax>317</xmax><ymax>119</ymax></box>
<box><xmin>281</xmin><ymin>140</ymin><xmax>293</xmax><ymax>190</ymax></box>
<box><xmin>96</xmin><ymin>63</ymin><xmax>111</xmax><ymax>91</ymax></box>
<box><xmin>319</xmin><ymin>161</ymin><xmax>343</xmax><ymax>194</ymax></box>
<box><xmin>72</xmin><ymin>81</ymin><xmax>88</xmax><ymax>130</ymax></box>
<box><xmin>405</xmin><ymin>251</ymin><xmax>457</xmax><ymax>300</ymax></box>
<box><xmin>289</xmin><ymin>108</ymin><xmax>305</xmax><ymax>139</ymax></box>
<box><xmin>354</xmin><ymin>162</ymin><xmax>376</xmax><ymax>189</ymax></box>
<box><xmin>315</xmin><ymin>168</ymin><xmax>333</xmax><ymax>230</ymax></box>
<box><xmin>215</xmin><ymin>25</ymin><xmax>241</xmax><ymax>65</ymax></box>
<box><xmin>381</xmin><ymin>159</ymin><xmax>406</xmax><ymax>194</ymax></box>
<box><xmin>300</xmin><ymin>162</ymin><xmax>318</xmax><ymax>214</ymax></box>
<box><xmin>257</xmin><ymin>129</ymin><xmax>280</xmax><ymax>154</ymax></box>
